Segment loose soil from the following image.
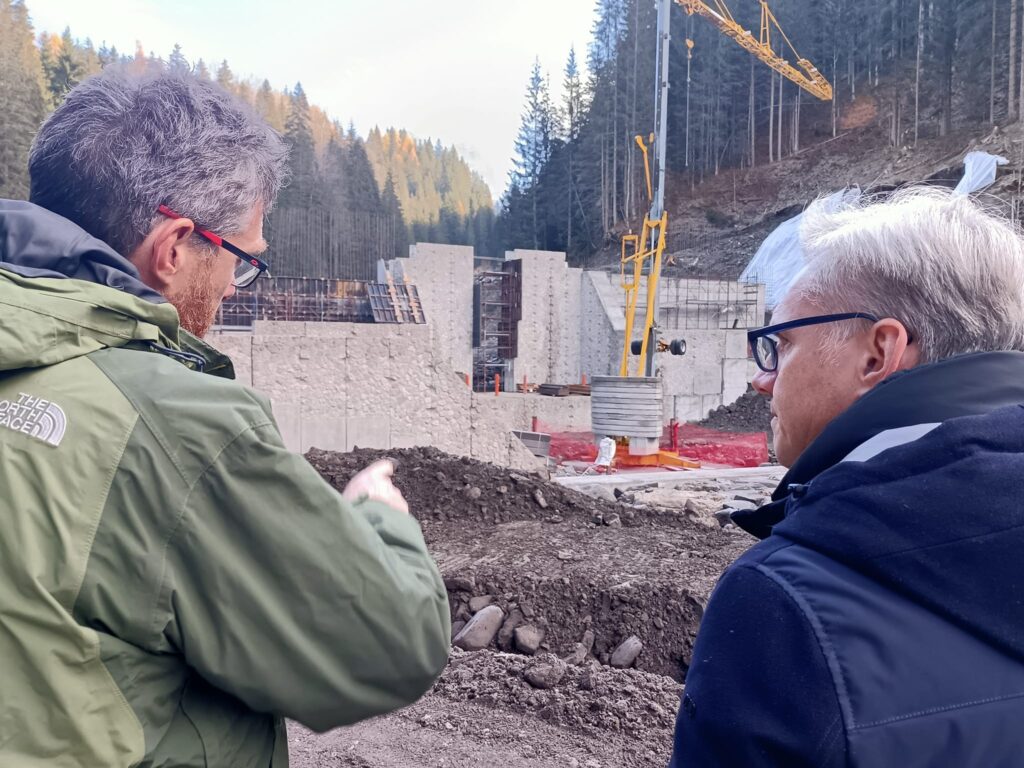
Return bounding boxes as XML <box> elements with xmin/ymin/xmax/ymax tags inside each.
<box><xmin>289</xmin><ymin>650</ymin><xmax>681</xmax><ymax>768</ymax></box>
<box><xmin>695</xmin><ymin>388</ymin><xmax>772</xmax><ymax>434</ymax></box>
<box><xmin>307</xmin><ymin>447</ymin><xmax>753</xmax><ymax>678</ymax></box>
<box><xmin>292</xmin><ymin>448</ymin><xmax>774</xmax><ymax>767</ymax></box>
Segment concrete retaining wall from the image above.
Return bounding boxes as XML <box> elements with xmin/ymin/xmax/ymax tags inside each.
<box><xmin>506</xmin><ymin>249</ymin><xmax>583</xmax><ymax>387</ymax></box>
<box><xmin>391</xmin><ymin>243</ymin><xmax>475</xmax><ymax>377</ymax></box>
<box><xmin>209</xmin><ymin>320</ymin><xmax>592</xmax><ymax>469</ymax></box>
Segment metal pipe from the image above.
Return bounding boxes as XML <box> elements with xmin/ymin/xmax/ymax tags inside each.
<box><xmin>645</xmin><ymin>0</ymin><xmax>672</xmax><ymax>378</ymax></box>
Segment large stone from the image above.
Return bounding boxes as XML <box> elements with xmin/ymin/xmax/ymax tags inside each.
<box><xmin>468</xmin><ymin>594</ymin><xmax>496</xmax><ymax>613</ymax></box>
<box><xmin>564</xmin><ymin>643</ymin><xmax>589</xmax><ymax>665</ymax></box>
<box><xmin>514</xmin><ymin>624</ymin><xmax>545</xmax><ymax>655</ymax></box>
<box><xmin>610</xmin><ymin>635</ymin><xmax>643</xmax><ymax>668</ymax></box>
<box><xmin>452</xmin><ymin>605</ymin><xmax>505</xmax><ymax>651</ymax></box>
<box><xmin>581</xmin><ymin>629</ymin><xmax>595</xmax><ymax>652</ymax></box>
<box><xmin>444</xmin><ymin>574</ymin><xmax>475</xmax><ymax>592</ymax></box>
<box><xmin>524</xmin><ymin>656</ymin><xmax>567</xmax><ymax>690</ymax></box>
<box><xmin>497</xmin><ymin>607</ymin><xmax>526</xmax><ymax>651</ymax></box>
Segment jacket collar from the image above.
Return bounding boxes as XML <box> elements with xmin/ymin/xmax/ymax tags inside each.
<box><xmin>733</xmin><ymin>351</ymin><xmax>1024</xmax><ymax>538</ymax></box>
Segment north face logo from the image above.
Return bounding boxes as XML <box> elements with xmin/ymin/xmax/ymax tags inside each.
<box><xmin>0</xmin><ymin>392</ymin><xmax>68</xmax><ymax>447</ymax></box>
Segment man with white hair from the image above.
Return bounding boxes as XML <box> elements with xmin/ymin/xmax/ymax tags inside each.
<box><xmin>669</xmin><ymin>188</ymin><xmax>1024</xmax><ymax>766</ymax></box>
<box><xmin>0</xmin><ymin>67</ymin><xmax>449</xmax><ymax>766</ymax></box>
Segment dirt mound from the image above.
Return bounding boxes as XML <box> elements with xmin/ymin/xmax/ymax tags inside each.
<box><xmin>434</xmin><ymin>649</ymin><xmax>680</xmax><ymax>761</ymax></box>
<box><xmin>289</xmin><ymin>649</ymin><xmax>680</xmax><ymax>767</ymax></box>
<box><xmin>696</xmin><ymin>388</ymin><xmax>772</xmax><ymax>434</ymax></box>
<box><xmin>308</xmin><ymin>446</ymin><xmax>695</xmax><ymax>529</ymax></box>
<box><xmin>307</xmin><ymin>446</ymin><xmax>753</xmax><ymax>679</ymax></box>
<box><xmin>432</xmin><ymin>517</ymin><xmax>747</xmax><ymax>679</ymax></box>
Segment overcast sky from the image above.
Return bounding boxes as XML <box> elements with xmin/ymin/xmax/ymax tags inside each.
<box><xmin>25</xmin><ymin>0</ymin><xmax>597</xmax><ymax>200</ymax></box>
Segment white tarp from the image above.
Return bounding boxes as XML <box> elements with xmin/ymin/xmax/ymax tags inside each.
<box><xmin>739</xmin><ymin>152</ymin><xmax>1007</xmax><ymax>309</ymax></box>
<box><xmin>953</xmin><ymin>151</ymin><xmax>1008</xmax><ymax>196</ymax></box>
<box><xmin>739</xmin><ymin>188</ymin><xmax>860</xmax><ymax>309</ymax></box>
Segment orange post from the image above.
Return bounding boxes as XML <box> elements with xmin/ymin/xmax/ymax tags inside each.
<box><xmin>464</xmin><ymin>373</ymin><xmax>470</xmax><ymax>387</ymax></box>
<box><xmin>495</xmin><ymin>374</ymin><xmax>501</xmax><ymax>396</ymax></box>
<box><xmin>582</xmin><ymin>373</ymin><xmax>588</xmax><ymax>386</ymax></box>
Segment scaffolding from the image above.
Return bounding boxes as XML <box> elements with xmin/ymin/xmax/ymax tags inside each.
<box><xmin>472</xmin><ymin>260</ymin><xmax>522</xmax><ymax>392</ymax></box>
<box><xmin>214</xmin><ymin>275</ymin><xmax>426</xmax><ymax>330</ymax></box>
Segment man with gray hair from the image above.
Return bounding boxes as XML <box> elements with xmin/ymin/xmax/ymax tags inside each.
<box><xmin>0</xmin><ymin>68</ymin><xmax>449</xmax><ymax>766</ymax></box>
<box><xmin>670</xmin><ymin>187</ymin><xmax>1024</xmax><ymax>766</ymax></box>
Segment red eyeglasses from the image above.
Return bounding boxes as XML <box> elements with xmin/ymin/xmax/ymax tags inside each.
<box><xmin>157</xmin><ymin>205</ymin><xmax>269</xmax><ymax>288</ymax></box>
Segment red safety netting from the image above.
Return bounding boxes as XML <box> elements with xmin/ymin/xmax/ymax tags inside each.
<box><xmin>535</xmin><ymin>420</ymin><xmax>769</xmax><ymax>468</ymax></box>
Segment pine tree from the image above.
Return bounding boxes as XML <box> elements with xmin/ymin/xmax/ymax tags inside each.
<box><xmin>278</xmin><ymin>82</ymin><xmax>318</xmax><ymax>209</ymax></box>
<box><xmin>563</xmin><ymin>48</ymin><xmax>585</xmax><ymax>255</ymax></box>
<box><xmin>255</xmin><ymin>78</ymin><xmax>284</xmax><ymax>131</ymax></box>
<box><xmin>39</xmin><ymin>28</ymin><xmax>83</xmax><ymax>104</ymax></box>
<box><xmin>168</xmin><ymin>43</ymin><xmax>189</xmax><ymax>74</ymax></box>
<box><xmin>215</xmin><ymin>59</ymin><xmax>234</xmax><ymax>92</ymax></box>
<box><xmin>0</xmin><ymin>0</ymin><xmax>48</xmax><ymax>199</ymax></box>
<box><xmin>320</xmin><ymin>136</ymin><xmax>349</xmax><ymax>211</ymax></box>
<box><xmin>343</xmin><ymin>137</ymin><xmax>381</xmax><ymax>213</ymax></box>
<box><xmin>195</xmin><ymin>58</ymin><xmax>210</xmax><ymax>80</ymax></box>
<box><xmin>511</xmin><ymin>58</ymin><xmax>555</xmax><ymax>249</ymax></box>
<box><xmin>381</xmin><ymin>171</ymin><xmax>410</xmax><ymax>258</ymax></box>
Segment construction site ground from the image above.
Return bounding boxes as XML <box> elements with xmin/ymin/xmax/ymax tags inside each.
<box><xmin>290</xmin><ymin>447</ymin><xmax>782</xmax><ymax>767</ymax></box>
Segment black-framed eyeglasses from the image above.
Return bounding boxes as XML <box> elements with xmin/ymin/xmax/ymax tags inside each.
<box><xmin>157</xmin><ymin>205</ymin><xmax>269</xmax><ymax>288</ymax></box>
<box><xmin>748</xmin><ymin>313</ymin><xmax>883</xmax><ymax>373</ymax></box>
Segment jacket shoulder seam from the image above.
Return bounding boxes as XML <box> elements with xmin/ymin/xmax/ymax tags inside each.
<box><xmin>89</xmin><ymin>350</ymin><xmax>190</xmax><ymax>483</ymax></box>
<box><xmin>148</xmin><ymin>419</ymin><xmax>275</xmax><ymax>643</ymax></box>
<box><xmin>753</xmin><ymin>559</ymin><xmax>856</xmax><ymax>735</ymax></box>
<box><xmin>853</xmin><ymin>689</ymin><xmax>1024</xmax><ymax>731</ymax></box>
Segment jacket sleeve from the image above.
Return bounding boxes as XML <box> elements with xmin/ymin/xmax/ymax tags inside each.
<box><xmin>159</xmin><ymin>419</ymin><xmax>451</xmax><ymax>731</ymax></box>
<box><xmin>669</xmin><ymin>561</ymin><xmax>847</xmax><ymax>768</ymax></box>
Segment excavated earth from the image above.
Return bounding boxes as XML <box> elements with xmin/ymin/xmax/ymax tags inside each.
<box><xmin>291</xmin><ymin>447</ymin><xmax>777</xmax><ymax>767</ymax></box>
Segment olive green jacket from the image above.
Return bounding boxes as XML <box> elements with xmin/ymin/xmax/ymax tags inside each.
<box><xmin>0</xmin><ymin>200</ymin><xmax>450</xmax><ymax>767</ymax></box>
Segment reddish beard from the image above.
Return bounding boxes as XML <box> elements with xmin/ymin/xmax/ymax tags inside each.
<box><xmin>169</xmin><ymin>257</ymin><xmax>222</xmax><ymax>339</ymax></box>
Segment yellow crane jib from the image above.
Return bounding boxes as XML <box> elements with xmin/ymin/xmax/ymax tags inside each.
<box><xmin>675</xmin><ymin>0</ymin><xmax>832</xmax><ymax>101</ymax></box>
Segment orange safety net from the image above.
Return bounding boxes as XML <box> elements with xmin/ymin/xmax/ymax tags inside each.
<box><xmin>535</xmin><ymin>420</ymin><xmax>769</xmax><ymax>468</ymax></box>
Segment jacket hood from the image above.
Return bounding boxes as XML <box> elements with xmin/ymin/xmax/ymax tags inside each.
<box><xmin>744</xmin><ymin>351</ymin><xmax>1024</xmax><ymax>661</ymax></box>
<box><xmin>0</xmin><ymin>199</ymin><xmax>231</xmax><ymax>376</ymax></box>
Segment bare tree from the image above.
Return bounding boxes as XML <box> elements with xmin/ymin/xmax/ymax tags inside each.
<box><xmin>1011</xmin><ymin>0</ymin><xmax>1018</xmax><ymax>118</ymax></box>
<box><xmin>915</xmin><ymin>0</ymin><xmax>924</xmax><ymax>144</ymax></box>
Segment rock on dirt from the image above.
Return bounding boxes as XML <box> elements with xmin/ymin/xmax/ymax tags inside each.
<box><xmin>524</xmin><ymin>655</ymin><xmax>568</xmax><ymax>689</ymax></box>
<box><xmin>453</xmin><ymin>605</ymin><xmax>505</xmax><ymax>651</ymax></box>
<box><xmin>514</xmin><ymin>623</ymin><xmax>545</xmax><ymax>655</ymax></box>
<box><xmin>468</xmin><ymin>595</ymin><xmax>495</xmax><ymax>612</ymax></box>
<box><xmin>611</xmin><ymin>635</ymin><xmax>644</xmax><ymax>669</ymax></box>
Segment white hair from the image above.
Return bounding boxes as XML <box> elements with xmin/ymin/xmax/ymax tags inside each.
<box><xmin>794</xmin><ymin>186</ymin><xmax>1024</xmax><ymax>364</ymax></box>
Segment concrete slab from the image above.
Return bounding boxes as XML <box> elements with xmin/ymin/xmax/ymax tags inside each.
<box><xmin>555</xmin><ymin>466</ymin><xmax>783</xmax><ymax>489</ymax></box>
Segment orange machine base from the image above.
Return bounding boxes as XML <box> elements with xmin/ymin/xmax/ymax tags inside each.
<box><xmin>613</xmin><ymin>446</ymin><xmax>701</xmax><ymax>470</ymax></box>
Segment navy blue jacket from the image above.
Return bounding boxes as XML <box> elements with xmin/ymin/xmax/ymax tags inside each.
<box><xmin>670</xmin><ymin>351</ymin><xmax>1024</xmax><ymax>767</ymax></box>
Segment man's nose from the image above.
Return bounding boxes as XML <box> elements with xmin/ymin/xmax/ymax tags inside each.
<box><xmin>752</xmin><ymin>368</ymin><xmax>776</xmax><ymax>396</ymax></box>
<box><xmin>223</xmin><ymin>283</ymin><xmax>237</xmax><ymax>300</ymax></box>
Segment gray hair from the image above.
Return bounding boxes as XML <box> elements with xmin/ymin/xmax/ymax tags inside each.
<box><xmin>29</xmin><ymin>66</ymin><xmax>288</xmax><ymax>257</ymax></box>
<box><xmin>795</xmin><ymin>186</ymin><xmax>1024</xmax><ymax>364</ymax></box>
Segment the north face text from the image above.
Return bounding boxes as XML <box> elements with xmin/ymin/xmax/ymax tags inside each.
<box><xmin>0</xmin><ymin>392</ymin><xmax>67</xmax><ymax>447</ymax></box>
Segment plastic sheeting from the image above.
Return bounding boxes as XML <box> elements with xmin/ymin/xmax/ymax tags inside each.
<box><xmin>739</xmin><ymin>151</ymin><xmax>1007</xmax><ymax>309</ymax></box>
<box><xmin>739</xmin><ymin>188</ymin><xmax>861</xmax><ymax>309</ymax></box>
<box><xmin>953</xmin><ymin>151</ymin><xmax>1008</xmax><ymax>196</ymax></box>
